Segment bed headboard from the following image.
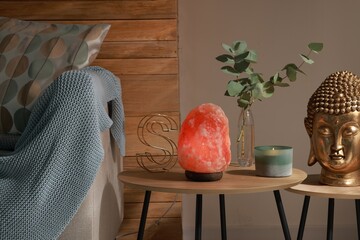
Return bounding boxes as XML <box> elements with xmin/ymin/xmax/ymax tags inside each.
<box><xmin>0</xmin><ymin>0</ymin><xmax>180</xmax><ymax>238</ymax></box>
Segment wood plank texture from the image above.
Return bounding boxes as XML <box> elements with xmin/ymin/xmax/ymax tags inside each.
<box><xmin>124</xmin><ymin>114</ymin><xmax>179</xmax><ymax>156</ymax></box>
<box><xmin>104</xmin><ymin>20</ymin><xmax>177</xmax><ymax>41</ymax></box>
<box><xmin>124</xmin><ymin>156</ymin><xmax>180</xmax><ymax>168</ymax></box>
<box><xmin>0</xmin><ymin>0</ymin><xmax>177</xmax><ymax>20</ymax></box>
<box><xmin>1</xmin><ymin>0</ymin><xmax>180</xmax><ymax>238</ymax></box>
<box><xmin>60</xmin><ymin>20</ymin><xmax>177</xmax><ymax>42</ymax></box>
<box><xmin>98</xmin><ymin>41</ymin><xmax>177</xmax><ymax>59</ymax></box>
<box><xmin>122</xmin><ymin>76</ymin><xmax>179</xmax><ymax>116</ymax></box>
<box><xmin>93</xmin><ymin>58</ymin><xmax>178</xmax><ymax>75</ymax></box>
<box><xmin>32</xmin><ymin>20</ymin><xmax>177</xmax><ymax>41</ymax></box>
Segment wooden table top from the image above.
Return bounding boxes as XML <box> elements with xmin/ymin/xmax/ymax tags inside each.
<box><xmin>118</xmin><ymin>166</ymin><xmax>307</xmax><ymax>194</ymax></box>
<box><xmin>287</xmin><ymin>174</ymin><xmax>360</xmax><ymax>199</ymax></box>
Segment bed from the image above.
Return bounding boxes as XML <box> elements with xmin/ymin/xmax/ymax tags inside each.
<box><xmin>0</xmin><ymin>15</ymin><xmax>125</xmax><ymax>240</ymax></box>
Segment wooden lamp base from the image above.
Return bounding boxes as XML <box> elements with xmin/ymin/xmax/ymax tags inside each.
<box><xmin>185</xmin><ymin>170</ymin><xmax>223</xmax><ymax>182</ymax></box>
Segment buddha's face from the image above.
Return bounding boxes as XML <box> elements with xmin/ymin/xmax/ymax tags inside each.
<box><xmin>311</xmin><ymin>112</ymin><xmax>360</xmax><ymax>174</ymax></box>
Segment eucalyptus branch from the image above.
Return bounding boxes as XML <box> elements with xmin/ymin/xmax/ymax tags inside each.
<box><xmin>298</xmin><ymin>49</ymin><xmax>313</xmax><ymax>69</ymax></box>
<box><xmin>277</xmin><ymin>48</ymin><xmax>313</xmax><ymax>82</ymax></box>
<box><xmin>216</xmin><ymin>41</ymin><xmax>323</xmax><ymax>109</ymax></box>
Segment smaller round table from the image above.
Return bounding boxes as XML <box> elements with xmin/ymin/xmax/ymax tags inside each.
<box><xmin>119</xmin><ymin>166</ymin><xmax>307</xmax><ymax>240</ymax></box>
<box><xmin>287</xmin><ymin>174</ymin><xmax>360</xmax><ymax>240</ymax></box>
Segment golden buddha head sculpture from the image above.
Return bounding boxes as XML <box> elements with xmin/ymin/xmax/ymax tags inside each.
<box><xmin>305</xmin><ymin>71</ymin><xmax>360</xmax><ymax>186</ymax></box>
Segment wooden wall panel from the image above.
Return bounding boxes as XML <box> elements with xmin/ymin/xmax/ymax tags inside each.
<box><xmin>0</xmin><ymin>0</ymin><xmax>177</xmax><ymax>20</ymax></box>
<box><xmin>93</xmin><ymin>58</ymin><xmax>178</xmax><ymax>75</ymax></box>
<box><xmin>29</xmin><ymin>20</ymin><xmax>177</xmax><ymax>41</ymax></box>
<box><xmin>92</xmin><ymin>20</ymin><xmax>177</xmax><ymax>41</ymax></box>
<box><xmin>98</xmin><ymin>41</ymin><xmax>177</xmax><ymax>59</ymax></box>
<box><xmin>122</xmin><ymin>75</ymin><xmax>179</xmax><ymax>115</ymax></box>
<box><xmin>125</xmin><ymin>115</ymin><xmax>179</xmax><ymax>156</ymax></box>
<box><xmin>0</xmin><ymin>0</ymin><xmax>180</xmax><ymax>239</ymax></box>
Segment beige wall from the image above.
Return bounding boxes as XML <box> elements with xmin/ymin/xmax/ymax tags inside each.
<box><xmin>179</xmin><ymin>0</ymin><xmax>360</xmax><ymax>239</ymax></box>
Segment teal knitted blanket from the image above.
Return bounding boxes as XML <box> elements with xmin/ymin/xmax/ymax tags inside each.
<box><xmin>0</xmin><ymin>66</ymin><xmax>125</xmax><ymax>239</ymax></box>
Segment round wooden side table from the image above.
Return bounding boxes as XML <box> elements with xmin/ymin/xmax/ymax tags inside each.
<box><xmin>287</xmin><ymin>174</ymin><xmax>360</xmax><ymax>240</ymax></box>
<box><xmin>119</xmin><ymin>165</ymin><xmax>307</xmax><ymax>240</ymax></box>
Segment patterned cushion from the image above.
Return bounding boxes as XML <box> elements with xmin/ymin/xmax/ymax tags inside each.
<box><xmin>0</xmin><ymin>17</ymin><xmax>110</xmax><ymax>134</ymax></box>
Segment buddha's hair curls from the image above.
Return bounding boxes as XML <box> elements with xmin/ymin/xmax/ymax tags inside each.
<box><xmin>305</xmin><ymin>71</ymin><xmax>360</xmax><ymax>136</ymax></box>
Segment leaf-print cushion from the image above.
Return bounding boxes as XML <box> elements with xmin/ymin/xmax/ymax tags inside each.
<box><xmin>0</xmin><ymin>17</ymin><xmax>110</xmax><ymax>134</ymax></box>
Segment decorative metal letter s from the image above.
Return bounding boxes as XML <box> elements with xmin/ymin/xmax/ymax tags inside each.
<box><xmin>136</xmin><ymin>113</ymin><xmax>178</xmax><ymax>172</ymax></box>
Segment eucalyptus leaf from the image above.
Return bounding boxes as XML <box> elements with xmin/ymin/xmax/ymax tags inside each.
<box><xmin>237</xmin><ymin>92</ymin><xmax>251</xmax><ymax>108</ymax></box>
<box><xmin>242</xmin><ymin>92</ymin><xmax>252</xmax><ymax>101</ymax></box>
<box><xmin>246</xmin><ymin>50</ymin><xmax>257</xmax><ymax>63</ymax></box>
<box><xmin>233</xmin><ymin>41</ymin><xmax>241</xmax><ymax>51</ymax></box>
<box><xmin>272</xmin><ymin>72</ymin><xmax>279</xmax><ymax>83</ymax></box>
<box><xmin>234</xmin><ymin>51</ymin><xmax>249</xmax><ymax>63</ymax></box>
<box><xmin>308</xmin><ymin>42</ymin><xmax>324</xmax><ymax>53</ymax></box>
<box><xmin>216</xmin><ymin>54</ymin><xmax>235</xmax><ymax>63</ymax></box>
<box><xmin>251</xmin><ymin>85</ymin><xmax>262</xmax><ymax>100</ymax></box>
<box><xmin>256</xmin><ymin>73</ymin><xmax>264</xmax><ymax>82</ymax></box>
<box><xmin>252</xmin><ymin>83</ymin><xmax>264</xmax><ymax>100</ymax></box>
<box><xmin>221</xmin><ymin>66</ymin><xmax>239</xmax><ymax>76</ymax></box>
<box><xmin>245</xmin><ymin>67</ymin><xmax>254</xmax><ymax>74</ymax></box>
<box><xmin>300</xmin><ymin>54</ymin><xmax>314</xmax><ymax>64</ymax></box>
<box><xmin>234</xmin><ymin>61</ymin><xmax>250</xmax><ymax>73</ymax></box>
<box><xmin>274</xmin><ymin>82</ymin><xmax>290</xmax><ymax>87</ymax></box>
<box><xmin>227</xmin><ymin>80</ymin><xmax>245</xmax><ymax>96</ymax></box>
<box><xmin>224</xmin><ymin>90</ymin><xmax>230</xmax><ymax>96</ymax></box>
<box><xmin>243</xmin><ymin>84</ymin><xmax>254</xmax><ymax>92</ymax></box>
<box><xmin>233</xmin><ymin>41</ymin><xmax>247</xmax><ymax>55</ymax></box>
<box><xmin>222</xmin><ymin>43</ymin><xmax>233</xmax><ymax>54</ymax></box>
<box><xmin>249</xmin><ymin>73</ymin><xmax>263</xmax><ymax>84</ymax></box>
<box><xmin>264</xmin><ymin>88</ymin><xmax>274</xmax><ymax>96</ymax></box>
<box><xmin>239</xmin><ymin>77</ymin><xmax>251</xmax><ymax>85</ymax></box>
<box><xmin>263</xmin><ymin>81</ymin><xmax>274</xmax><ymax>89</ymax></box>
<box><xmin>285</xmin><ymin>66</ymin><xmax>297</xmax><ymax>81</ymax></box>
<box><xmin>263</xmin><ymin>81</ymin><xmax>275</xmax><ymax>93</ymax></box>
<box><xmin>283</xmin><ymin>63</ymin><xmax>305</xmax><ymax>74</ymax></box>
<box><xmin>271</xmin><ymin>75</ymin><xmax>284</xmax><ymax>84</ymax></box>
<box><xmin>253</xmin><ymin>82</ymin><xmax>274</xmax><ymax>99</ymax></box>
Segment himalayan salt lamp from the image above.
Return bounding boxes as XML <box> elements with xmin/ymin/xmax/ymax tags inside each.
<box><xmin>178</xmin><ymin>103</ymin><xmax>231</xmax><ymax>181</ymax></box>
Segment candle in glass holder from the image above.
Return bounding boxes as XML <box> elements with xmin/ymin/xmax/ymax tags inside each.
<box><xmin>255</xmin><ymin>145</ymin><xmax>293</xmax><ymax>177</ymax></box>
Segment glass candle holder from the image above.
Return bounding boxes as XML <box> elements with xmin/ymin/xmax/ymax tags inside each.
<box><xmin>255</xmin><ymin>145</ymin><xmax>293</xmax><ymax>177</ymax></box>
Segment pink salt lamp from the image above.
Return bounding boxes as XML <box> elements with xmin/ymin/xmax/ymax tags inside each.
<box><xmin>178</xmin><ymin>103</ymin><xmax>231</xmax><ymax>181</ymax></box>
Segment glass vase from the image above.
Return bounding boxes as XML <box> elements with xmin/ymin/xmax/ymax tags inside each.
<box><xmin>237</xmin><ymin>107</ymin><xmax>255</xmax><ymax>167</ymax></box>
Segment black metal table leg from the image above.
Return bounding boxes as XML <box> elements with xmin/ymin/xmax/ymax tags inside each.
<box><xmin>297</xmin><ymin>195</ymin><xmax>310</xmax><ymax>240</ymax></box>
<box><xmin>327</xmin><ymin>198</ymin><xmax>334</xmax><ymax>240</ymax></box>
<box><xmin>356</xmin><ymin>199</ymin><xmax>360</xmax><ymax>239</ymax></box>
<box><xmin>274</xmin><ymin>190</ymin><xmax>291</xmax><ymax>240</ymax></box>
<box><xmin>195</xmin><ymin>194</ymin><xmax>203</xmax><ymax>240</ymax></box>
<box><xmin>137</xmin><ymin>190</ymin><xmax>152</xmax><ymax>240</ymax></box>
<box><xmin>219</xmin><ymin>194</ymin><xmax>227</xmax><ymax>240</ymax></box>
